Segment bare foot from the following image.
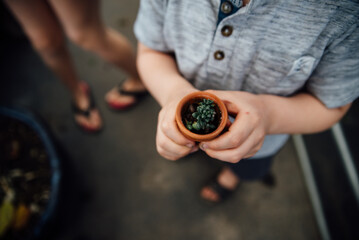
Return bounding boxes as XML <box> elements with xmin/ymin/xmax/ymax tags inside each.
<box><xmin>200</xmin><ymin>167</ymin><xmax>239</xmax><ymax>202</ymax></box>
<box><xmin>73</xmin><ymin>82</ymin><xmax>102</xmax><ymax>132</ymax></box>
<box><xmin>105</xmin><ymin>78</ymin><xmax>147</xmax><ymax>109</ymax></box>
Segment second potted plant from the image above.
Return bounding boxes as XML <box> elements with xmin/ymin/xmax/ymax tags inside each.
<box><xmin>175</xmin><ymin>91</ymin><xmax>228</xmax><ymax>142</ymax></box>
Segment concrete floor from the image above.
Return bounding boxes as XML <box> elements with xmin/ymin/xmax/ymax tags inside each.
<box><xmin>0</xmin><ymin>0</ymin><xmax>320</xmax><ymax>239</ymax></box>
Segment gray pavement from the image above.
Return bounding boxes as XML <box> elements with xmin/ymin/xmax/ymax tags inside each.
<box><xmin>0</xmin><ymin>0</ymin><xmax>320</xmax><ymax>239</ymax></box>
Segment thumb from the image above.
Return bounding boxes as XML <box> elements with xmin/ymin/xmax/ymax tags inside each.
<box><xmin>206</xmin><ymin>90</ymin><xmax>240</xmax><ymax>117</ymax></box>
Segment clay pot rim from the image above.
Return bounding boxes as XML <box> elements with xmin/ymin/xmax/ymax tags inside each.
<box><xmin>175</xmin><ymin>91</ymin><xmax>228</xmax><ymax>142</ymax></box>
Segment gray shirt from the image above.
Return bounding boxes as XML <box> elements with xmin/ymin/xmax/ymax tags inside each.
<box><xmin>134</xmin><ymin>0</ymin><xmax>359</xmax><ymax>158</ymax></box>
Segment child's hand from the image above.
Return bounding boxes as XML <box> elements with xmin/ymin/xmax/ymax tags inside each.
<box><xmin>199</xmin><ymin>90</ymin><xmax>269</xmax><ymax>163</ymax></box>
<box><xmin>156</xmin><ymin>94</ymin><xmax>199</xmax><ymax>161</ymax></box>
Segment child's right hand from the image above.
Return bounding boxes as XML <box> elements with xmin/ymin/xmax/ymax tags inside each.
<box><xmin>156</xmin><ymin>94</ymin><xmax>199</xmax><ymax>161</ymax></box>
<box><xmin>136</xmin><ymin>42</ymin><xmax>200</xmax><ymax>160</ymax></box>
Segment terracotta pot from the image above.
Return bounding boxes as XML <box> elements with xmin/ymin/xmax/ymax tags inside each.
<box><xmin>175</xmin><ymin>91</ymin><xmax>228</xmax><ymax>142</ymax></box>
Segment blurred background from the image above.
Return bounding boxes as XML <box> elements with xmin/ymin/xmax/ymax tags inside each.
<box><xmin>0</xmin><ymin>0</ymin><xmax>358</xmax><ymax>240</ymax></box>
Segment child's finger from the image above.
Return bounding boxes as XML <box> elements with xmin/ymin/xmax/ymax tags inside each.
<box><xmin>156</xmin><ymin>125</ymin><xmax>195</xmax><ymax>161</ymax></box>
<box><xmin>200</xmin><ymin>132</ymin><xmax>259</xmax><ymax>163</ymax></box>
<box><xmin>201</xmin><ymin>113</ymin><xmax>254</xmax><ymax>151</ymax></box>
<box><xmin>159</xmin><ymin>107</ymin><xmax>196</xmax><ymax>147</ymax></box>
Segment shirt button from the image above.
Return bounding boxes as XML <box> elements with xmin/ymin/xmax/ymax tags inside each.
<box><xmin>221</xmin><ymin>1</ymin><xmax>233</xmax><ymax>14</ymax></box>
<box><xmin>221</xmin><ymin>25</ymin><xmax>233</xmax><ymax>37</ymax></box>
<box><xmin>214</xmin><ymin>50</ymin><xmax>225</xmax><ymax>60</ymax></box>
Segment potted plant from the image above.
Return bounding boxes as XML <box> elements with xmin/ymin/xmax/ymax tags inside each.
<box><xmin>0</xmin><ymin>107</ymin><xmax>61</xmax><ymax>240</ymax></box>
<box><xmin>175</xmin><ymin>91</ymin><xmax>228</xmax><ymax>142</ymax></box>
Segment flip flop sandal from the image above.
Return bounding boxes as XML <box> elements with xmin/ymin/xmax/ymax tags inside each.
<box><xmin>261</xmin><ymin>172</ymin><xmax>276</xmax><ymax>188</ymax></box>
<box><xmin>72</xmin><ymin>82</ymin><xmax>102</xmax><ymax>133</ymax></box>
<box><xmin>107</xmin><ymin>83</ymin><xmax>148</xmax><ymax>110</ymax></box>
<box><xmin>202</xmin><ymin>178</ymin><xmax>236</xmax><ymax>204</ymax></box>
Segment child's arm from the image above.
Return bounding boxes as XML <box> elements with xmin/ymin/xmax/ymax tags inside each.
<box><xmin>199</xmin><ymin>90</ymin><xmax>351</xmax><ymax>163</ymax></box>
<box><xmin>137</xmin><ymin>42</ymin><xmax>199</xmax><ymax>160</ymax></box>
<box><xmin>137</xmin><ymin>43</ymin><xmax>196</xmax><ymax>107</ymax></box>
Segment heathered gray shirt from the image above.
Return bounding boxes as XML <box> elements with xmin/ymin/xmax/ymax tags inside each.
<box><xmin>134</xmin><ymin>0</ymin><xmax>359</xmax><ymax>158</ymax></box>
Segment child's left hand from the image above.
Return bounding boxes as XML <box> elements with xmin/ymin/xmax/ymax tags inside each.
<box><xmin>199</xmin><ymin>90</ymin><xmax>269</xmax><ymax>163</ymax></box>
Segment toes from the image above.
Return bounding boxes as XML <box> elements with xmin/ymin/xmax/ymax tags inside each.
<box><xmin>200</xmin><ymin>186</ymin><xmax>220</xmax><ymax>202</ymax></box>
<box><xmin>105</xmin><ymin>88</ymin><xmax>136</xmax><ymax>105</ymax></box>
<box><xmin>75</xmin><ymin>109</ymin><xmax>102</xmax><ymax>131</ymax></box>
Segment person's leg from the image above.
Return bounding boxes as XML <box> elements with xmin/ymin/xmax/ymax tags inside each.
<box><xmin>201</xmin><ymin>156</ymin><xmax>274</xmax><ymax>202</ymax></box>
<box><xmin>48</xmin><ymin>0</ymin><xmax>146</xmax><ymax>108</ymax></box>
<box><xmin>4</xmin><ymin>0</ymin><xmax>102</xmax><ymax>131</ymax></box>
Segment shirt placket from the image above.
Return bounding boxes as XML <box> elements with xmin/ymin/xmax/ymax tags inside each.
<box><xmin>206</xmin><ymin>0</ymin><xmax>247</xmax><ymax>82</ymax></box>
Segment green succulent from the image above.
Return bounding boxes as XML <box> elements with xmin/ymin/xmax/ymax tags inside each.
<box><xmin>186</xmin><ymin>99</ymin><xmax>217</xmax><ymax>131</ymax></box>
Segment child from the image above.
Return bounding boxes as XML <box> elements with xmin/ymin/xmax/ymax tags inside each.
<box><xmin>134</xmin><ymin>0</ymin><xmax>359</xmax><ymax>202</ymax></box>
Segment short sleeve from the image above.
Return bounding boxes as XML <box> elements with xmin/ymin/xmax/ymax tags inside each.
<box><xmin>134</xmin><ymin>0</ymin><xmax>170</xmax><ymax>52</ymax></box>
<box><xmin>307</xmin><ymin>23</ymin><xmax>359</xmax><ymax>108</ymax></box>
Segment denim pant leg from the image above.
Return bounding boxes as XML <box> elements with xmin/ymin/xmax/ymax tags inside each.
<box><xmin>227</xmin><ymin>156</ymin><xmax>274</xmax><ymax>181</ymax></box>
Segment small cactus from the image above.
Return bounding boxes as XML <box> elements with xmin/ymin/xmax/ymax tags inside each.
<box><xmin>186</xmin><ymin>99</ymin><xmax>217</xmax><ymax>132</ymax></box>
